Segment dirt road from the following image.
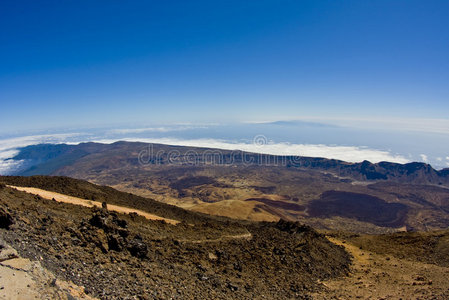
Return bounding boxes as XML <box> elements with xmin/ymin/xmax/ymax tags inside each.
<box><xmin>312</xmin><ymin>237</ymin><xmax>449</xmax><ymax>299</ymax></box>
<box><xmin>9</xmin><ymin>186</ymin><xmax>179</xmax><ymax>225</ymax></box>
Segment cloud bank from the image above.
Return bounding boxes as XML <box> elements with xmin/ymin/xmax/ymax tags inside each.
<box><xmin>0</xmin><ymin>132</ymin><xmax>415</xmax><ymax>175</ymax></box>
<box><xmin>0</xmin><ymin>133</ymin><xmax>84</xmax><ymax>174</ymax></box>
<box><xmin>94</xmin><ymin>137</ymin><xmax>410</xmax><ymax>164</ymax></box>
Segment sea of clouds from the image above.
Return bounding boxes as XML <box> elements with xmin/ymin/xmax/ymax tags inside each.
<box><xmin>0</xmin><ymin>127</ymin><xmax>417</xmax><ymax>175</ymax></box>
<box><xmin>2</xmin><ymin>119</ymin><xmax>449</xmax><ymax>175</ymax></box>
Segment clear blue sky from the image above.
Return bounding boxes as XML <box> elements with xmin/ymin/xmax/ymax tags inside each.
<box><xmin>1</xmin><ymin>0</ymin><xmax>448</xmax><ymax>132</ymax></box>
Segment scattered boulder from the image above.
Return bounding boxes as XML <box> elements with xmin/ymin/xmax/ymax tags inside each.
<box><xmin>0</xmin><ymin>206</ymin><xmax>13</xmax><ymax>229</ymax></box>
<box><xmin>128</xmin><ymin>235</ymin><xmax>148</xmax><ymax>258</ymax></box>
<box><xmin>89</xmin><ymin>211</ymin><xmax>108</xmax><ymax>229</ymax></box>
<box><xmin>85</xmin><ymin>209</ymin><xmax>149</xmax><ymax>257</ymax></box>
<box><xmin>95</xmin><ymin>229</ymin><xmax>109</xmax><ymax>253</ymax></box>
<box><xmin>227</xmin><ymin>282</ymin><xmax>239</xmax><ymax>292</ymax></box>
<box><xmin>89</xmin><ymin>209</ymin><xmax>127</xmax><ymax>233</ymax></box>
<box><xmin>275</xmin><ymin>219</ymin><xmax>310</xmax><ymax>235</ymax></box>
<box><xmin>108</xmin><ymin>234</ymin><xmax>126</xmax><ymax>252</ymax></box>
<box><xmin>0</xmin><ymin>240</ymin><xmax>18</xmax><ymax>261</ymax></box>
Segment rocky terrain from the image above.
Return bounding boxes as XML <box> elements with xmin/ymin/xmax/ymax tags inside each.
<box><xmin>1</xmin><ymin>178</ymin><xmax>449</xmax><ymax>299</ymax></box>
<box><xmin>0</xmin><ymin>238</ymin><xmax>95</xmax><ymax>300</ymax></box>
<box><xmin>0</xmin><ymin>181</ymin><xmax>351</xmax><ymax>299</ymax></box>
<box><xmin>313</xmin><ymin>234</ymin><xmax>449</xmax><ymax>299</ymax></box>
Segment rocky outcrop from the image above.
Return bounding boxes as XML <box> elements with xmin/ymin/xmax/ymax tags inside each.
<box><xmin>86</xmin><ymin>208</ymin><xmax>148</xmax><ymax>258</ymax></box>
<box><xmin>0</xmin><ymin>206</ymin><xmax>13</xmax><ymax>229</ymax></box>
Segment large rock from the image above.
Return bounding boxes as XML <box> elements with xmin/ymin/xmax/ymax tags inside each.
<box><xmin>127</xmin><ymin>236</ymin><xmax>148</xmax><ymax>258</ymax></box>
<box><xmin>0</xmin><ymin>239</ymin><xmax>18</xmax><ymax>262</ymax></box>
<box><xmin>0</xmin><ymin>206</ymin><xmax>13</xmax><ymax>229</ymax></box>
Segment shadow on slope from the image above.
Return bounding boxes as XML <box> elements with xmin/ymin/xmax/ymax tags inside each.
<box><xmin>308</xmin><ymin>191</ymin><xmax>408</xmax><ymax>227</ymax></box>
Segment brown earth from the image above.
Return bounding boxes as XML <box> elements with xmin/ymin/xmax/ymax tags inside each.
<box><xmin>5</xmin><ymin>170</ymin><xmax>449</xmax><ymax>234</ymax></box>
<box><xmin>346</xmin><ymin>230</ymin><xmax>449</xmax><ymax>267</ymax></box>
<box><xmin>0</xmin><ymin>183</ymin><xmax>351</xmax><ymax>299</ymax></box>
<box><xmin>190</xmin><ymin>200</ymin><xmax>280</xmax><ymax>222</ymax></box>
<box><xmin>312</xmin><ymin>236</ymin><xmax>449</xmax><ymax>299</ymax></box>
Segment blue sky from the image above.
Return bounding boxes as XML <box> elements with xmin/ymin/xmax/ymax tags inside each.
<box><xmin>1</xmin><ymin>0</ymin><xmax>448</xmax><ymax>132</ymax></box>
<box><xmin>0</xmin><ymin>1</ymin><xmax>449</xmax><ymax>170</ymax></box>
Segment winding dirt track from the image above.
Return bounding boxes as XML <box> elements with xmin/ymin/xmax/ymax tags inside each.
<box><xmin>312</xmin><ymin>237</ymin><xmax>449</xmax><ymax>299</ymax></box>
<box><xmin>8</xmin><ymin>186</ymin><xmax>179</xmax><ymax>225</ymax></box>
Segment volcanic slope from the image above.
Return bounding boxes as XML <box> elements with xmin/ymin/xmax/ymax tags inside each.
<box><xmin>2</xmin><ymin>178</ymin><xmax>449</xmax><ymax>299</ymax></box>
<box><xmin>0</xmin><ymin>179</ymin><xmax>351</xmax><ymax>299</ymax></box>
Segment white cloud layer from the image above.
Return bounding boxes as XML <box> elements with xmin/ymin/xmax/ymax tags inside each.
<box><xmin>0</xmin><ymin>133</ymin><xmax>414</xmax><ymax>175</ymax></box>
<box><xmin>94</xmin><ymin>137</ymin><xmax>410</xmax><ymax>164</ymax></box>
<box><xmin>0</xmin><ymin>133</ymin><xmax>84</xmax><ymax>175</ymax></box>
<box><xmin>420</xmin><ymin>154</ymin><xmax>429</xmax><ymax>163</ymax></box>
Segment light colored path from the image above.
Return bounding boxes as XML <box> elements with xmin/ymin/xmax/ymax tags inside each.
<box><xmin>9</xmin><ymin>186</ymin><xmax>179</xmax><ymax>225</ymax></box>
<box><xmin>312</xmin><ymin>237</ymin><xmax>449</xmax><ymax>299</ymax></box>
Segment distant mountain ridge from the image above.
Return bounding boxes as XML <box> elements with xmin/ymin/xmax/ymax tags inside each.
<box><xmin>10</xmin><ymin>141</ymin><xmax>449</xmax><ymax>186</ymax></box>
